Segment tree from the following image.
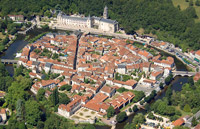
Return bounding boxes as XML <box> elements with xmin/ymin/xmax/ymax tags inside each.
<box><xmin>184</xmin><ymin>104</ymin><xmax>191</xmax><ymax>112</ymax></box>
<box><xmin>107</xmin><ymin>106</ymin><xmax>115</xmax><ymax>118</ymax></box>
<box><xmin>37</xmin><ymin>121</ymin><xmax>44</xmax><ymax>129</ymax></box>
<box><xmin>16</xmin><ymin>99</ymin><xmax>24</xmax><ymax>121</ymax></box>
<box><xmin>2</xmin><ymin>36</ymin><xmax>9</xmax><ymax>45</ymax></box>
<box><xmin>132</xmin><ymin>113</ymin><xmax>146</xmax><ymax>125</ymax></box>
<box><xmin>37</xmin><ymin>88</ymin><xmax>45</xmax><ymax>101</ymax></box>
<box><xmin>59</xmin><ymin>85</ymin><xmax>72</xmax><ymax>91</ymax></box>
<box><xmin>6</xmin><ymin>76</ymin><xmax>31</xmax><ymax>109</ymax></box>
<box><xmin>129</xmin><ymin>108</ymin><xmax>132</xmax><ymax>112</ymax></box>
<box><xmin>44</xmin><ymin>10</ymin><xmax>51</xmax><ymax>18</ymax></box>
<box><xmin>84</xmin><ymin>124</ymin><xmax>95</xmax><ymax>129</ymax></box>
<box><xmin>196</xmin><ymin>0</ymin><xmax>200</xmax><ymax>6</ymax></box>
<box><xmin>165</xmin><ymin>74</ymin><xmax>173</xmax><ymax>85</ymax></box>
<box><xmin>51</xmin><ymin>88</ymin><xmax>59</xmax><ymax>106</ymax></box>
<box><xmin>59</xmin><ymin>93</ymin><xmax>70</xmax><ymax>105</ymax></box>
<box><xmin>18</xmin><ymin>122</ymin><xmax>26</xmax><ymax>129</ymax></box>
<box><xmin>132</xmin><ymin>91</ymin><xmax>145</xmax><ymax>102</ymax></box>
<box><xmin>191</xmin><ymin>117</ymin><xmax>198</xmax><ymax>127</ymax></box>
<box><xmin>116</xmin><ymin>112</ymin><xmax>127</xmax><ymax>123</ymax></box>
<box><xmin>165</xmin><ymin>85</ymin><xmax>172</xmax><ymax>103</ymax></box>
<box><xmin>159</xmin><ymin>82</ymin><xmax>164</xmax><ymax>89</ymax></box>
<box><xmin>117</xmin><ymin>87</ymin><xmax>128</xmax><ymax>93</ymax></box>
<box><xmin>132</xmin><ymin>105</ymin><xmax>138</xmax><ymax>112</ymax></box>
<box><xmin>25</xmin><ymin>100</ymin><xmax>42</xmax><ymax>126</ymax></box>
<box><xmin>147</xmin><ymin>112</ymin><xmax>156</xmax><ymax>120</ymax></box>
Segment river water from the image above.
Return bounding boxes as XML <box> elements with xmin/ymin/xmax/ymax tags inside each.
<box><xmin>0</xmin><ymin>29</ymin><xmax>190</xmax><ymax>129</ymax></box>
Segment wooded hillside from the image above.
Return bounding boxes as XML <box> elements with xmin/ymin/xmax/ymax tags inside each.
<box><xmin>0</xmin><ymin>0</ymin><xmax>200</xmax><ymax>51</ymax></box>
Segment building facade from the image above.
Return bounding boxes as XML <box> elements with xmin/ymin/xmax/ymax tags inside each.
<box><xmin>57</xmin><ymin>6</ymin><xmax>119</xmax><ymax>33</ymax></box>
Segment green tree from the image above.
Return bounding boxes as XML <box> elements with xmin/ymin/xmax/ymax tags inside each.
<box><xmin>25</xmin><ymin>100</ymin><xmax>42</xmax><ymax>126</ymax></box>
<box><xmin>37</xmin><ymin>121</ymin><xmax>44</xmax><ymax>129</ymax></box>
<box><xmin>2</xmin><ymin>36</ymin><xmax>9</xmax><ymax>45</ymax></box>
<box><xmin>51</xmin><ymin>88</ymin><xmax>59</xmax><ymax>106</ymax></box>
<box><xmin>159</xmin><ymin>82</ymin><xmax>164</xmax><ymax>89</ymax></box>
<box><xmin>18</xmin><ymin>122</ymin><xmax>26</xmax><ymax>129</ymax></box>
<box><xmin>132</xmin><ymin>113</ymin><xmax>146</xmax><ymax>125</ymax></box>
<box><xmin>106</xmin><ymin>106</ymin><xmax>115</xmax><ymax>118</ymax></box>
<box><xmin>116</xmin><ymin>112</ymin><xmax>127</xmax><ymax>123</ymax></box>
<box><xmin>59</xmin><ymin>85</ymin><xmax>72</xmax><ymax>91</ymax></box>
<box><xmin>196</xmin><ymin>0</ymin><xmax>200</xmax><ymax>6</ymax></box>
<box><xmin>6</xmin><ymin>76</ymin><xmax>31</xmax><ymax>109</ymax></box>
<box><xmin>191</xmin><ymin>117</ymin><xmax>198</xmax><ymax>127</ymax></box>
<box><xmin>16</xmin><ymin>99</ymin><xmax>24</xmax><ymax>121</ymax></box>
<box><xmin>44</xmin><ymin>10</ymin><xmax>51</xmax><ymax>18</ymax></box>
<box><xmin>37</xmin><ymin>88</ymin><xmax>45</xmax><ymax>101</ymax></box>
<box><xmin>59</xmin><ymin>93</ymin><xmax>70</xmax><ymax>105</ymax></box>
<box><xmin>147</xmin><ymin>112</ymin><xmax>156</xmax><ymax>120</ymax></box>
<box><xmin>132</xmin><ymin>105</ymin><xmax>138</xmax><ymax>112</ymax></box>
<box><xmin>165</xmin><ymin>74</ymin><xmax>173</xmax><ymax>85</ymax></box>
<box><xmin>183</xmin><ymin>104</ymin><xmax>191</xmax><ymax>112</ymax></box>
<box><xmin>84</xmin><ymin>124</ymin><xmax>95</xmax><ymax>129</ymax></box>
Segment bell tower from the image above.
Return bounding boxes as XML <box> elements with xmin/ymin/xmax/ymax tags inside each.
<box><xmin>103</xmin><ymin>6</ymin><xmax>108</xmax><ymax>19</ymax></box>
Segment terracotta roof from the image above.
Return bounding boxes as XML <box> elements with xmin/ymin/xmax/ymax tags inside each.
<box><xmin>196</xmin><ymin>50</ymin><xmax>200</xmax><ymax>56</ymax></box>
<box><xmin>195</xmin><ymin>124</ymin><xmax>200</xmax><ymax>129</ymax></box>
<box><xmin>194</xmin><ymin>72</ymin><xmax>200</xmax><ymax>82</ymax></box>
<box><xmin>151</xmin><ymin>71</ymin><xmax>163</xmax><ymax>77</ymax></box>
<box><xmin>101</xmin><ymin>86</ymin><xmax>115</xmax><ymax>94</ymax></box>
<box><xmin>172</xmin><ymin>118</ymin><xmax>185</xmax><ymax>126</ymax></box>
<box><xmin>0</xmin><ymin>108</ymin><xmax>6</xmax><ymax>114</ymax></box>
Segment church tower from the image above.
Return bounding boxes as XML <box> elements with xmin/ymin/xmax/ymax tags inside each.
<box><xmin>103</xmin><ymin>6</ymin><xmax>108</xmax><ymax>19</ymax></box>
<box><xmin>87</xmin><ymin>14</ymin><xmax>92</xmax><ymax>28</ymax></box>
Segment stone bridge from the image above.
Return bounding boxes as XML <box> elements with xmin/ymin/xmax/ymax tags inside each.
<box><xmin>172</xmin><ymin>71</ymin><xmax>197</xmax><ymax>77</ymax></box>
<box><xmin>1</xmin><ymin>59</ymin><xmax>18</xmax><ymax>64</ymax></box>
<box><xmin>18</xmin><ymin>23</ymin><xmax>36</xmax><ymax>35</ymax></box>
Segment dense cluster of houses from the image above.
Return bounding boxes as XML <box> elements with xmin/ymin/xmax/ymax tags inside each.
<box><xmin>18</xmin><ymin>33</ymin><xmax>175</xmax><ymax>121</ymax></box>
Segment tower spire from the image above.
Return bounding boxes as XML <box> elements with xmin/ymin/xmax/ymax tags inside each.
<box><xmin>103</xmin><ymin>6</ymin><xmax>108</xmax><ymax>19</ymax></box>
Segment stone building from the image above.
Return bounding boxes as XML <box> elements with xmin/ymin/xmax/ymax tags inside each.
<box><xmin>57</xmin><ymin>6</ymin><xmax>118</xmax><ymax>33</ymax></box>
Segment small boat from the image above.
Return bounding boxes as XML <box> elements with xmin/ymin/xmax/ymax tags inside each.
<box><xmin>180</xmin><ymin>82</ymin><xmax>182</xmax><ymax>84</ymax></box>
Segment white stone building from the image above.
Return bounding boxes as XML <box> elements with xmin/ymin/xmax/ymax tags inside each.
<box><xmin>57</xmin><ymin>6</ymin><xmax>119</xmax><ymax>33</ymax></box>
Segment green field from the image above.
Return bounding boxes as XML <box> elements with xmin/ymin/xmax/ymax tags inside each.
<box><xmin>172</xmin><ymin>0</ymin><xmax>200</xmax><ymax>22</ymax></box>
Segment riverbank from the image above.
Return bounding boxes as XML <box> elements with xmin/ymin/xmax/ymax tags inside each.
<box><xmin>149</xmin><ymin>44</ymin><xmax>195</xmax><ymax>71</ymax></box>
<box><xmin>0</xmin><ymin>35</ymin><xmax>18</xmax><ymax>54</ymax></box>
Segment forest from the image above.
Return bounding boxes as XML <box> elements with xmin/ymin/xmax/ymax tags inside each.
<box><xmin>0</xmin><ymin>0</ymin><xmax>200</xmax><ymax>51</ymax></box>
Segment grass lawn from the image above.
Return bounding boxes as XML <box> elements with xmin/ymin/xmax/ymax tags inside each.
<box><xmin>175</xmin><ymin>106</ymin><xmax>193</xmax><ymax>117</ymax></box>
<box><xmin>135</xmin><ymin>28</ymin><xmax>157</xmax><ymax>38</ymax></box>
<box><xmin>172</xmin><ymin>0</ymin><xmax>200</xmax><ymax>22</ymax></box>
<box><xmin>83</xmin><ymin>109</ymin><xmax>89</xmax><ymax>112</ymax></box>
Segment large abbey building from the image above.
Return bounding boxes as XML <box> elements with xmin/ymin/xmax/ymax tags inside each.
<box><xmin>57</xmin><ymin>6</ymin><xmax>119</xmax><ymax>33</ymax></box>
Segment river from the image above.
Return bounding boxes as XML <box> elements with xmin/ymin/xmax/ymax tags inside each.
<box><xmin>0</xmin><ymin>29</ymin><xmax>191</xmax><ymax>129</ymax></box>
<box><xmin>0</xmin><ymin>28</ymin><xmax>66</xmax><ymax>76</ymax></box>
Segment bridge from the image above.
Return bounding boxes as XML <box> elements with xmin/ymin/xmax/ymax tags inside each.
<box><xmin>1</xmin><ymin>59</ymin><xmax>18</xmax><ymax>64</ymax></box>
<box><xmin>18</xmin><ymin>21</ymin><xmax>37</xmax><ymax>35</ymax></box>
<box><xmin>172</xmin><ymin>71</ymin><xmax>197</xmax><ymax>77</ymax></box>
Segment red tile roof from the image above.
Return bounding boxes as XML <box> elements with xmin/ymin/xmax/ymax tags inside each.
<box><xmin>172</xmin><ymin>118</ymin><xmax>185</xmax><ymax>126</ymax></box>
